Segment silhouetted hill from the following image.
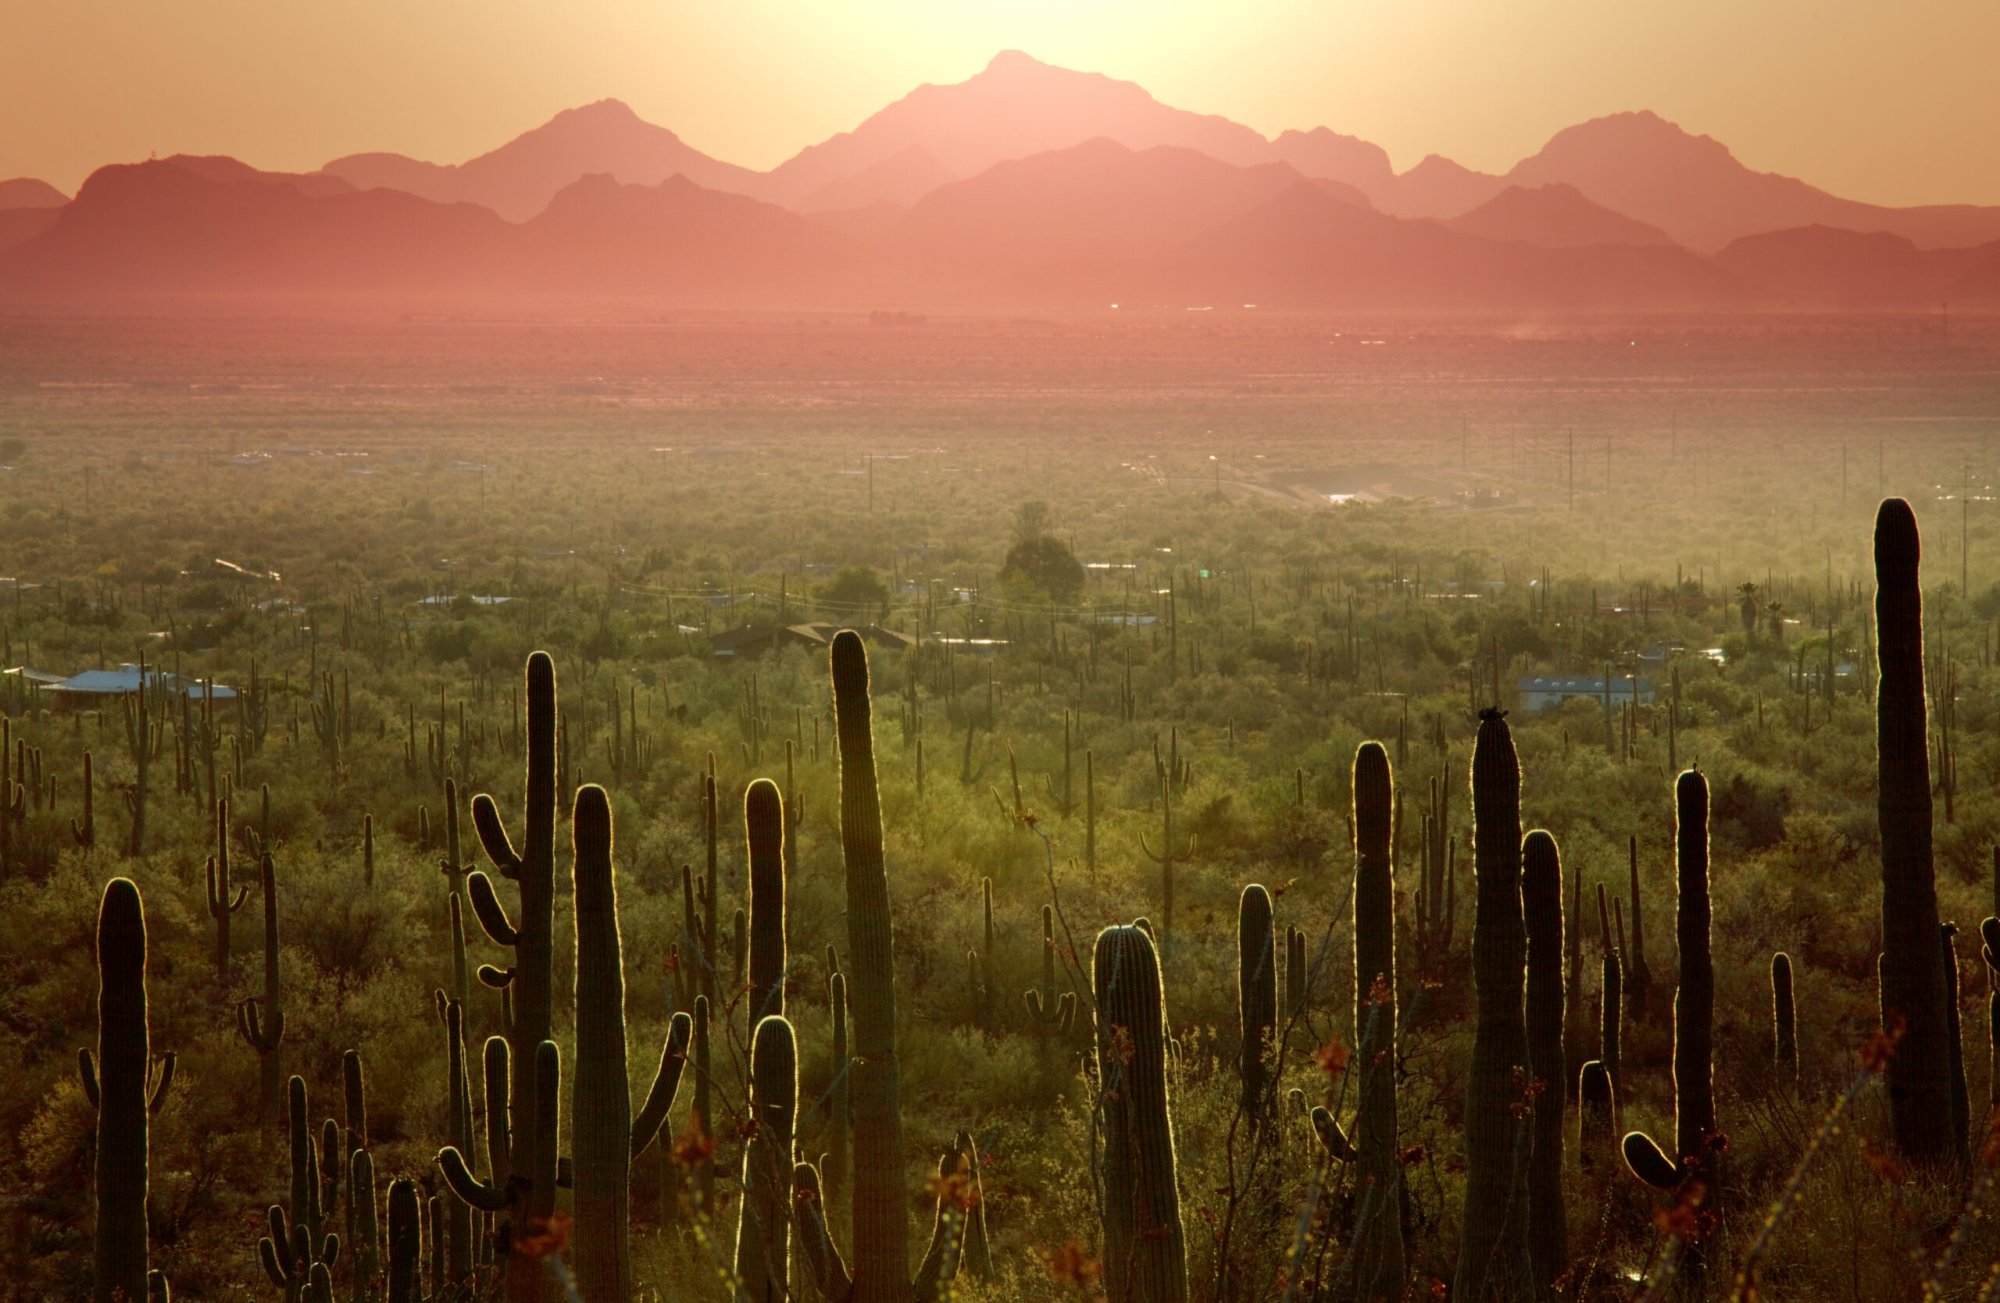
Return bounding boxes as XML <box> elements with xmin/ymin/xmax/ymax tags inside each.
<box><xmin>1449</xmin><ymin>183</ymin><xmax>1676</xmax><ymax>248</ymax></box>
<box><xmin>1171</xmin><ymin>181</ymin><xmax>1736</xmax><ymax>310</ymax></box>
<box><xmin>761</xmin><ymin>50</ymin><xmax>1275</xmax><ymax>210</ymax></box>
<box><xmin>897</xmin><ymin>140</ymin><xmax>1340</xmax><ymax>281</ymax></box>
<box><xmin>1713</xmin><ymin>225</ymin><xmax>1996</xmax><ymax>307</ymax></box>
<box><xmin>0</xmin><ymin>177</ymin><xmax>68</xmax><ymax>209</ymax></box>
<box><xmin>1380</xmin><ymin>155</ymin><xmax>1506</xmax><ymax>219</ymax></box>
<box><xmin>522</xmin><ymin>173</ymin><xmax>865</xmax><ymax>301</ymax></box>
<box><xmin>1507</xmin><ymin>111</ymin><xmax>2000</xmax><ymax>252</ymax></box>
<box><xmin>0</xmin><ymin>156</ymin><xmax>509</xmax><ymax>295</ymax></box>
<box><xmin>322</xmin><ymin>99</ymin><xmax>762</xmax><ymax>221</ymax></box>
<box><xmin>1269</xmin><ymin>128</ymin><xmax>1397</xmax><ymax>202</ymax></box>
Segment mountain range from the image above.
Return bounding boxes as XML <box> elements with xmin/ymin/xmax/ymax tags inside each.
<box><xmin>6</xmin><ymin>50</ymin><xmax>2000</xmax><ymax>311</ymax></box>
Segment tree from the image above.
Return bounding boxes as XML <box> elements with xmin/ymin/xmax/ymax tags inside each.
<box><xmin>822</xmin><ymin>566</ymin><xmax>889</xmax><ymax>618</ymax></box>
<box><xmin>1013</xmin><ymin>500</ymin><xmax>1051</xmax><ymax>546</ymax></box>
<box><xmin>1737</xmin><ymin>582</ymin><xmax>1759</xmax><ymax>639</ymax></box>
<box><xmin>1002</xmin><ymin>535</ymin><xmax>1084</xmax><ymax>604</ymax></box>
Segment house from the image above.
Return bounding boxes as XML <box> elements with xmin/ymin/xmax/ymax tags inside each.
<box><xmin>1517</xmin><ymin>675</ymin><xmax>1654</xmax><ymax>713</ymax></box>
<box><xmin>42</xmin><ymin>664</ymin><xmax>238</xmax><ymax>709</ymax></box>
<box><xmin>709</xmin><ymin>622</ymin><xmax>914</xmax><ymax>659</ymax></box>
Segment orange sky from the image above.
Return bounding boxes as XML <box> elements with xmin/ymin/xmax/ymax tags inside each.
<box><xmin>5</xmin><ymin>0</ymin><xmax>1996</xmax><ymax>205</ymax></box>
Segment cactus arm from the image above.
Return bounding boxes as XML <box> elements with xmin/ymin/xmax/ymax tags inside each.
<box><xmin>1311</xmin><ymin>1106</ymin><xmax>1357</xmax><ymax>1161</ymax></box>
<box><xmin>437</xmin><ymin>1146</ymin><xmax>513</xmax><ymax>1212</ymax></box>
<box><xmin>630</xmin><ymin>1011</ymin><xmax>693</xmax><ymax>1160</ymax></box>
<box><xmin>1621</xmin><ymin>1131</ymin><xmax>1684</xmax><ymax>1190</ymax></box>
<box><xmin>465</xmin><ymin>872</ymin><xmax>520</xmax><ymax>947</ymax></box>
<box><xmin>148</xmin><ymin>1053</ymin><xmax>175</xmax><ymax>1116</ymax></box>
<box><xmin>911</xmin><ymin>1152</ymin><xmax>964</xmax><ymax>1303</ymax></box>
<box><xmin>469</xmin><ymin>794</ymin><xmax>522</xmax><ymax>880</ymax></box>
<box><xmin>791</xmin><ymin>1161</ymin><xmax>855</xmax><ymax>1302</ymax></box>
<box><xmin>258</xmin><ymin>1230</ymin><xmax>292</xmax><ymax>1288</ymax></box>
<box><xmin>476</xmin><ymin>964</ymin><xmax>514</xmax><ymax>989</ymax></box>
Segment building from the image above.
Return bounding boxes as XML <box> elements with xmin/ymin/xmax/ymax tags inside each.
<box><xmin>709</xmin><ymin>622</ymin><xmax>915</xmax><ymax>659</ymax></box>
<box><xmin>1517</xmin><ymin>674</ymin><xmax>1654</xmax><ymax>713</ymax></box>
<box><xmin>41</xmin><ymin>664</ymin><xmax>238</xmax><ymax>709</ymax></box>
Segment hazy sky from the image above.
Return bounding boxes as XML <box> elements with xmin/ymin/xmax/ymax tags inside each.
<box><xmin>5</xmin><ymin>0</ymin><xmax>1995</xmax><ymax>204</ymax></box>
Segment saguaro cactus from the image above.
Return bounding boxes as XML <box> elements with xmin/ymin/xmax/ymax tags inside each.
<box><xmin>735</xmin><ymin>1014</ymin><xmax>798</xmax><ymax>1302</ymax></box>
<box><xmin>1237</xmin><ymin>883</ymin><xmax>1278</xmax><ymax>1131</ymax></box>
<box><xmin>1522</xmin><ymin>830</ymin><xmax>1568</xmax><ymax>1299</ymax></box>
<box><xmin>1771</xmin><ymin>953</ymin><xmax>1798</xmax><ymax>1081</ymax></box>
<box><xmin>570</xmin><ymin>782</ymin><xmax>695</xmax><ymax>1303</ymax></box>
<box><xmin>1941</xmin><ymin>924</ymin><xmax>1970</xmax><ymax>1154</ymax></box>
<box><xmin>1626</xmin><ymin>835</ymin><xmax>1652</xmax><ymax>1019</ymax></box>
<box><xmin>205</xmin><ymin>796</ymin><xmax>247</xmax><ymax>980</ymax></box>
<box><xmin>1094</xmin><ymin>923</ymin><xmax>1189</xmax><ymax>1303</ymax></box>
<box><xmin>1623</xmin><ymin>769</ymin><xmax>1717</xmax><ymax>1193</ymax></box>
<box><xmin>1577</xmin><ymin>1061</ymin><xmax>1616</xmax><ymax>1174</ymax></box>
<box><xmin>745</xmin><ymin>777</ymin><xmax>788</xmax><ymax>1038</ymax></box>
<box><xmin>81</xmin><ymin>878</ymin><xmax>173</xmax><ymax>1303</ymax></box>
<box><xmin>791</xmin><ymin>630</ymin><xmax>966</xmax><ymax>1303</ymax></box>
<box><xmin>235</xmin><ymin>851</ymin><xmax>285</xmax><ymax>1120</ymax></box>
<box><xmin>386</xmin><ymin>1178</ymin><xmax>421</xmax><ymax>1303</ymax></box>
<box><xmin>1349</xmin><ymin>741</ymin><xmax>1406</xmax><ymax>1299</ymax></box>
<box><xmin>570</xmin><ymin>782</ymin><xmax>635</xmax><ymax>1301</ymax></box>
<box><xmin>260</xmin><ymin>1076</ymin><xmax>339</xmax><ymax>1298</ymax></box>
<box><xmin>466</xmin><ymin>650</ymin><xmax>560</xmax><ymax>1298</ymax></box>
<box><xmin>1453</xmin><ymin>709</ymin><xmax>1531</xmax><ymax>1302</ymax></box>
<box><xmin>1874</xmin><ymin>498</ymin><xmax>1964</xmax><ymax>1167</ymax></box>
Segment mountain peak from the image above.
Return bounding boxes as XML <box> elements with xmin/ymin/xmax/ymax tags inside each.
<box><xmin>558</xmin><ymin>98</ymin><xmax>642</xmax><ymax>123</ymax></box>
<box><xmin>983</xmin><ymin>49</ymin><xmax>1046</xmax><ymax>74</ymax></box>
<box><xmin>0</xmin><ymin>177</ymin><xmax>68</xmax><ymax>210</ymax></box>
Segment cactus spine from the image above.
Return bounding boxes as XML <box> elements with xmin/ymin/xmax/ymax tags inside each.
<box><xmin>1874</xmin><ymin>498</ymin><xmax>1965</xmax><ymax>1167</ymax></box>
<box><xmin>1094</xmin><ymin>923</ymin><xmax>1188</xmax><ymax>1303</ymax></box>
<box><xmin>735</xmin><ymin>1014</ymin><xmax>798</xmax><ymax>1301</ymax></box>
<box><xmin>1453</xmin><ymin>708</ymin><xmax>1531</xmax><ymax>1302</ymax></box>
<box><xmin>235</xmin><ymin>851</ymin><xmax>285</xmax><ymax>1119</ymax></box>
<box><xmin>1237</xmin><ymin>883</ymin><xmax>1277</xmax><ymax>1131</ymax></box>
<box><xmin>1522</xmin><ymin>830</ymin><xmax>1568</xmax><ymax>1299</ymax></box>
<box><xmin>1349</xmin><ymin>741</ymin><xmax>1406</xmax><ymax>1299</ymax></box>
<box><xmin>82</xmin><ymin>878</ymin><xmax>172</xmax><ymax>1303</ymax></box>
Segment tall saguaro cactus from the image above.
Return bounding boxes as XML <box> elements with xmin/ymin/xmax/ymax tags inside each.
<box><xmin>1522</xmin><ymin>830</ymin><xmax>1568</xmax><ymax>1298</ymax></box>
<box><xmin>81</xmin><ymin>878</ymin><xmax>174</xmax><ymax>1303</ymax></box>
<box><xmin>466</xmin><ymin>650</ymin><xmax>560</xmax><ymax>1298</ymax></box>
<box><xmin>1237</xmin><ymin>883</ymin><xmax>1278</xmax><ymax>1131</ymax></box>
<box><xmin>570</xmin><ymin>782</ymin><xmax>635</xmax><ymax>1301</ymax></box>
<box><xmin>1095</xmin><ymin>923</ymin><xmax>1189</xmax><ymax>1303</ymax></box>
<box><xmin>1873</xmin><ymin>498</ymin><xmax>1964</xmax><ymax>1167</ymax></box>
<box><xmin>735</xmin><ymin>1014</ymin><xmax>799</xmax><ymax>1302</ymax></box>
<box><xmin>792</xmin><ymin>630</ymin><xmax>965</xmax><ymax>1303</ymax></box>
<box><xmin>1349</xmin><ymin>741</ymin><xmax>1406</xmax><ymax>1299</ymax></box>
<box><xmin>205</xmin><ymin>796</ymin><xmax>247</xmax><ymax>979</ymax></box>
<box><xmin>235</xmin><ymin>851</ymin><xmax>285</xmax><ymax>1120</ymax></box>
<box><xmin>1623</xmin><ymin>769</ymin><xmax>1718</xmax><ymax>1199</ymax></box>
<box><xmin>569</xmin><ymin>782</ymin><xmax>695</xmax><ymax>1303</ymax></box>
<box><xmin>1453</xmin><ymin>708</ymin><xmax>1531</xmax><ymax>1302</ymax></box>
<box><xmin>745</xmin><ymin>777</ymin><xmax>788</xmax><ymax>1038</ymax></box>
